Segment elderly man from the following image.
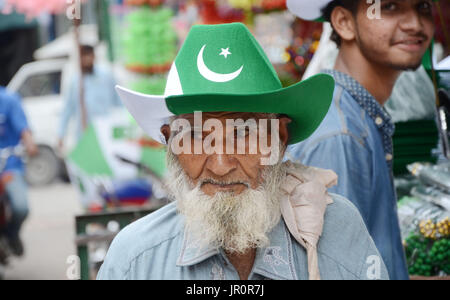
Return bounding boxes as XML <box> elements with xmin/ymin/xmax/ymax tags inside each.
<box><xmin>97</xmin><ymin>23</ymin><xmax>388</xmax><ymax>280</ymax></box>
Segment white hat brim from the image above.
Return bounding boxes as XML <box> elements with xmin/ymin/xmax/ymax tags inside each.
<box><xmin>115</xmin><ymin>85</ymin><xmax>174</xmax><ymax>144</ymax></box>
<box><xmin>287</xmin><ymin>0</ymin><xmax>332</xmax><ymax>20</ymax></box>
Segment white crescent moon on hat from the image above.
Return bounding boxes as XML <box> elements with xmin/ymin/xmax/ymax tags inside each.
<box><xmin>197</xmin><ymin>45</ymin><xmax>244</xmax><ymax>83</ymax></box>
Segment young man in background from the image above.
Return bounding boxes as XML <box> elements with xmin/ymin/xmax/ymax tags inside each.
<box><xmin>287</xmin><ymin>0</ymin><xmax>435</xmax><ymax>279</ymax></box>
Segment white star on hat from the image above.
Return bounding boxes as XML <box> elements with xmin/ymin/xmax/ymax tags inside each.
<box><xmin>219</xmin><ymin>48</ymin><xmax>231</xmax><ymax>58</ymax></box>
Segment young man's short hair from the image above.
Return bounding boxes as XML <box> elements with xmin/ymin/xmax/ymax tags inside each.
<box><xmin>322</xmin><ymin>0</ymin><xmax>360</xmax><ymax>47</ymax></box>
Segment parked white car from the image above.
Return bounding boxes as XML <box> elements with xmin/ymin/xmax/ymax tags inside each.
<box><xmin>5</xmin><ymin>25</ymin><xmax>129</xmax><ymax>186</ymax></box>
<box><xmin>7</xmin><ymin>59</ymin><xmax>75</xmax><ymax>186</ymax></box>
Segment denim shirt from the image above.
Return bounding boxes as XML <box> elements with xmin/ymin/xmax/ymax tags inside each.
<box><xmin>287</xmin><ymin>70</ymin><xmax>408</xmax><ymax>280</ymax></box>
<box><xmin>97</xmin><ymin>194</ymin><xmax>388</xmax><ymax>280</ymax></box>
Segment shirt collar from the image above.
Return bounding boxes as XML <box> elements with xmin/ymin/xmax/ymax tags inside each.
<box><xmin>323</xmin><ymin>69</ymin><xmax>395</xmax><ymax>137</ymax></box>
<box><xmin>176</xmin><ymin>219</ymin><xmax>299</xmax><ymax>280</ymax></box>
<box><xmin>80</xmin><ymin>65</ymin><xmax>98</xmax><ymax>78</ymax></box>
<box><xmin>176</xmin><ymin>228</ymin><xmax>218</xmax><ymax>267</ymax></box>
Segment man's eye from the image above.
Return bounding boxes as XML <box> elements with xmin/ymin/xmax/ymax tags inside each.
<box><xmin>382</xmin><ymin>2</ymin><xmax>397</xmax><ymax>11</ymax></box>
<box><xmin>417</xmin><ymin>1</ymin><xmax>432</xmax><ymax>14</ymax></box>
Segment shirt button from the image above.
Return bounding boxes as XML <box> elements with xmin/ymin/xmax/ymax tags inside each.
<box><xmin>386</xmin><ymin>153</ymin><xmax>393</xmax><ymax>161</ymax></box>
<box><xmin>375</xmin><ymin>117</ymin><xmax>383</xmax><ymax>126</ymax></box>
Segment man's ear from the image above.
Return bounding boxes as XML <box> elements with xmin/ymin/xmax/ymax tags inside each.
<box><xmin>330</xmin><ymin>6</ymin><xmax>357</xmax><ymax>43</ymax></box>
<box><xmin>160</xmin><ymin>124</ymin><xmax>171</xmax><ymax>144</ymax></box>
<box><xmin>278</xmin><ymin>116</ymin><xmax>291</xmax><ymax>148</ymax></box>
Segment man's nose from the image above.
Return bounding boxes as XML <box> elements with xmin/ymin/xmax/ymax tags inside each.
<box><xmin>205</xmin><ymin>153</ymin><xmax>237</xmax><ymax>177</ymax></box>
<box><xmin>399</xmin><ymin>9</ymin><xmax>423</xmax><ymax>33</ymax></box>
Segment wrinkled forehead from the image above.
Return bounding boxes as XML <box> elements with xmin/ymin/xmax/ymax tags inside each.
<box><xmin>174</xmin><ymin>111</ymin><xmax>276</xmax><ymax>123</ymax></box>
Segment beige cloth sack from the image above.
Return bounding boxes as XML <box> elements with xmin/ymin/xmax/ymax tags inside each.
<box><xmin>280</xmin><ymin>161</ymin><xmax>338</xmax><ymax>280</ymax></box>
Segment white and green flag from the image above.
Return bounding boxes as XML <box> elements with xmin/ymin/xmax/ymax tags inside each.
<box><xmin>66</xmin><ymin>109</ymin><xmax>167</xmax><ymax>209</ymax></box>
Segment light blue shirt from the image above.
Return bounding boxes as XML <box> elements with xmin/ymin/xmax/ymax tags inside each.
<box><xmin>287</xmin><ymin>70</ymin><xmax>409</xmax><ymax>280</ymax></box>
<box><xmin>59</xmin><ymin>65</ymin><xmax>122</xmax><ymax>140</ymax></box>
<box><xmin>97</xmin><ymin>194</ymin><xmax>388</xmax><ymax>280</ymax></box>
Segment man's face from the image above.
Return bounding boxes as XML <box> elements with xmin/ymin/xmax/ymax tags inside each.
<box><xmin>354</xmin><ymin>0</ymin><xmax>434</xmax><ymax>70</ymax></box>
<box><xmin>81</xmin><ymin>52</ymin><xmax>95</xmax><ymax>73</ymax></box>
<box><xmin>171</xmin><ymin>112</ymin><xmax>288</xmax><ymax>196</ymax></box>
<box><xmin>162</xmin><ymin>112</ymin><xmax>290</xmax><ymax>253</ymax></box>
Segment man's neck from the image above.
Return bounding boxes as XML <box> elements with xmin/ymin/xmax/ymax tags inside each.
<box><xmin>334</xmin><ymin>44</ymin><xmax>401</xmax><ymax>106</ymax></box>
<box><xmin>225</xmin><ymin>249</ymin><xmax>256</xmax><ymax>280</ymax></box>
<box><xmin>82</xmin><ymin>67</ymin><xmax>94</xmax><ymax>75</ymax></box>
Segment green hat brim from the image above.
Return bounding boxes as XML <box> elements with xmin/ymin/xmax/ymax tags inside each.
<box><xmin>165</xmin><ymin>73</ymin><xmax>335</xmax><ymax>145</ymax></box>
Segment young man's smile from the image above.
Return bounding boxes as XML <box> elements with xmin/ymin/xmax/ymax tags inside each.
<box><xmin>392</xmin><ymin>35</ymin><xmax>427</xmax><ymax>53</ymax></box>
<box><xmin>354</xmin><ymin>0</ymin><xmax>434</xmax><ymax>71</ymax></box>
<box><xmin>200</xmin><ymin>180</ymin><xmax>250</xmax><ymax>195</ymax></box>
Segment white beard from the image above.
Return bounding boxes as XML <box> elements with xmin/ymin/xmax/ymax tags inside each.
<box><xmin>165</xmin><ymin>150</ymin><xmax>286</xmax><ymax>254</ymax></box>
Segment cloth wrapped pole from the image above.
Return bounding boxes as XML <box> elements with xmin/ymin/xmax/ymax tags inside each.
<box><xmin>280</xmin><ymin>161</ymin><xmax>338</xmax><ymax>280</ymax></box>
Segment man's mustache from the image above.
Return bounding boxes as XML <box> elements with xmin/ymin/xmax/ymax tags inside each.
<box><xmin>390</xmin><ymin>32</ymin><xmax>429</xmax><ymax>45</ymax></box>
<box><xmin>200</xmin><ymin>179</ymin><xmax>250</xmax><ymax>188</ymax></box>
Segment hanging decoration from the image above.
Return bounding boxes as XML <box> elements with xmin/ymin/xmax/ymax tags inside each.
<box><xmin>198</xmin><ymin>0</ymin><xmax>244</xmax><ymax>25</ymax></box>
<box><xmin>2</xmin><ymin>0</ymin><xmax>68</xmax><ymax>18</ymax></box>
<box><xmin>227</xmin><ymin>0</ymin><xmax>286</xmax><ymax>13</ymax></box>
<box><xmin>125</xmin><ymin>0</ymin><xmax>164</xmax><ymax>7</ymax></box>
<box><xmin>283</xmin><ymin>19</ymin><xmax>323</xmax><ymax>83</ymax></box>
<box><xmin>123</xmin><ymin>5</ymin><xmax>177</xmax><ymax>74</ymax></box>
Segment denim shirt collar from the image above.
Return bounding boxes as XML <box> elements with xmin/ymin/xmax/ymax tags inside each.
<box><xmin>323</xmin><ymin>69</ymin><xmax>395</xmax><ymax>169</ymax></box>
<box><xmin>176</xmin><ymin>219</ymin><xmax>299</xmax><ymax>280</ymax></box>
<box><xmin>323</xmin><ymin>69</ymin><xmax>395</xmax><ymax>136</ymax></box>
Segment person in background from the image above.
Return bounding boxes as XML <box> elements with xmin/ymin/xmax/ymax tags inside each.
<box><xmin>0</xmin><ymin>86</ymin><xmax>38</xmax><ymax>256</ymax></box>
<box><xmin>303</xmin><ymin>23</ymin><xmax>437</xmax><ymax>124</ymax></box>
<box><xmin>58</xmin><ymin>45</ymin><xmax>122</xmax><ymax>149</ymax></box>
<box><xmin>286</xmin><ymin>0</ymin><xmax>435</xmax><ymax>279</ymax></box>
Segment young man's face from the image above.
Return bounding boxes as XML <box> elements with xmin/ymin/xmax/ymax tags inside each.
<box><xmin>353</xmin><ymin>0</ymin><xmax>434</xmax><ymax>70</ymax></box>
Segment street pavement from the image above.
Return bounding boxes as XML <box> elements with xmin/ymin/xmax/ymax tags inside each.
<box><xmin>3</xmin><ymin>182</ymin><xmax>82</xmax><ymax>280</ymax></box>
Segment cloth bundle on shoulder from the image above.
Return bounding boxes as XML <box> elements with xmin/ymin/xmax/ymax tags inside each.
<box><xmin>280</xmin><ymin>161</ymin><xmax>338</xmax><ymax>280</ymax></box>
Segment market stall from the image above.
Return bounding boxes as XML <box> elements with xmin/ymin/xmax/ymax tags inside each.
<box><xmin>395</xmin><ymin>3</ymin><xmax>450</xmax><ymax>277</ymax></box>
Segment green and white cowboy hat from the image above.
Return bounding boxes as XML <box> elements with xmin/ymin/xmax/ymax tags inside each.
<box><xmin>116</xmin><ymin>23</ymin><xmax>334</xmax><ymax>144</ymax></box>
<box><xmin>287</xmin><ymin>0</ymin><xmax>440</xmax><ymax>21</ymax></box>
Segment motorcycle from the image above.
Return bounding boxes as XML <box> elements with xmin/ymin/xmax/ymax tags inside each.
<box><xmin>97</xmin><ymin>155</ymin><xmax>167</xmax><ymax>209</ymax></box>
<box><xmin>0</xmin><ymin>146</ymin><xmax>24</xmax><ymax>279</ymax></box>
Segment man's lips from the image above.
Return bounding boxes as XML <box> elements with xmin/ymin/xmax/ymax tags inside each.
<box><xmin>393</xmin><ymin>37</ymin><xmax>427</xmax><ymax>52</ymax></box>
<box><xmin>200</xmin><ymin>180</ymin><xmax>250</xmax><ymax>190</ymax></box>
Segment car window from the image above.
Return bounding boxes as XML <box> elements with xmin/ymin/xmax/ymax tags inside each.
<box><xmin>18</xmin><ymin>71</ymin><xmax>62</xmax><ymax>98</ymax></box>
